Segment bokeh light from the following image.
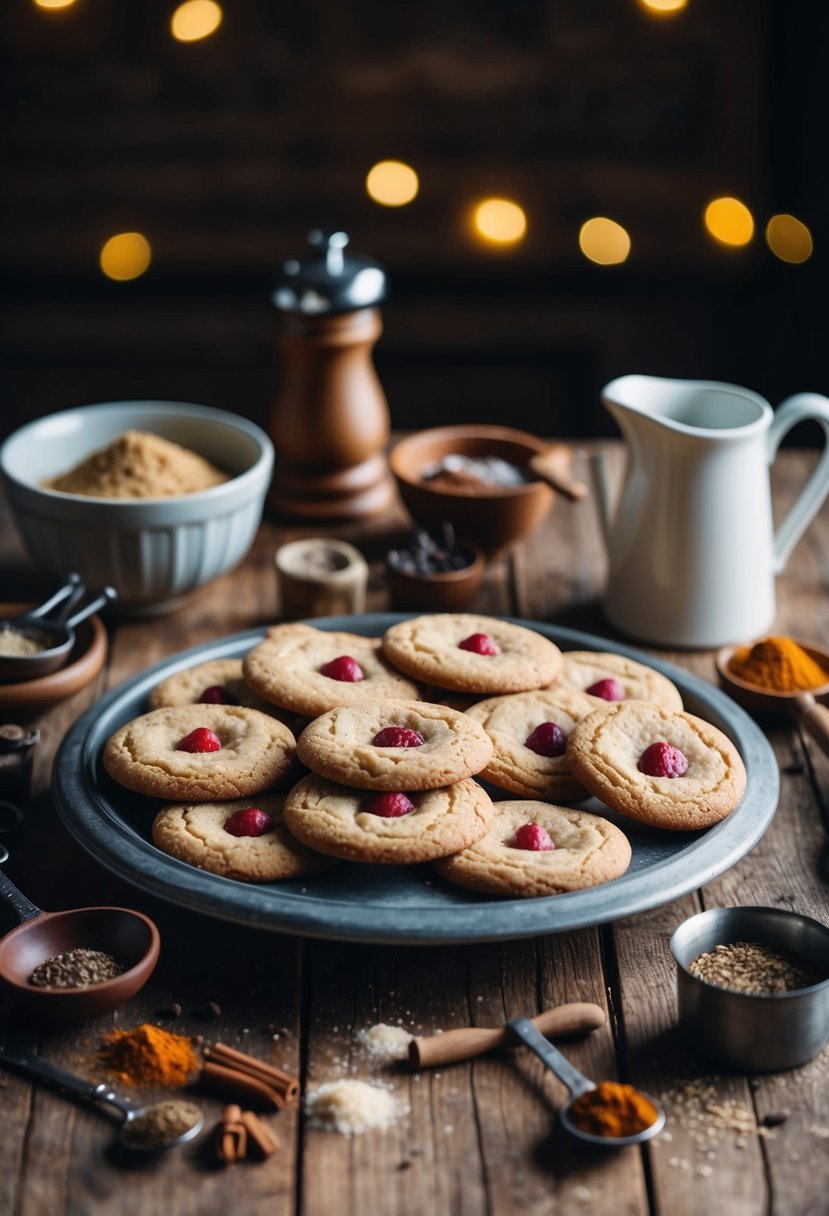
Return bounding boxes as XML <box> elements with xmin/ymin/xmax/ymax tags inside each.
<box><xmin>472</xmin><ymin>199</ymin><xmax>527</xmax><ymax>245</ymax></box>
<box><xmin>579</xmin><ymin>217</ymin><xmax>631</xmax><ymax>265</ymax></box>
<box><xmin>170</xmin><ymin>1</ymin><xmax>223</xmax><ymax>43</ymax></box>
<box><xmin>33</xmin><ymin>0</ymin><xmax>78</xmax><ymax>8</ymax></box>
<box><xmin>99</xmin><ymin>232</ymin><xmax>152</xmax><ymax>281</ymax></box>
<box><xmin>704</xmin><ymin>197</ymin><xmax>754</xmax><ymax>247</ymax></box>
<box><xmin>365</xmin><ymin>161</ymin><xmax>419</xmax><ymax>207</ymax></box>
<box><xmin>765</xmin><ymin>214</ymin><xmax>813</xmax><ymax>264</ymax></box>
<box><xmin>638</xmin><ymin>0</ymin><xmax>688</xmax><ymax>13</ymax></box>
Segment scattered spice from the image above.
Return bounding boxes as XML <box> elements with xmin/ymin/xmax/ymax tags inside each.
<box><xmin>568</xmin><ymin>1081</ymin><xmax>659</xmax><ymax>1139</ymax></box>
<box><xmin>357</xmin><ymin>1023</ymin><xmax>413</xmax><ymax>1063</ymax></box>
<box><xmin>99</xmin><ymin>1023</ymin><xmax>199</xmax><ymax>1087</ymax></box>
<box><xmin>728</xmin><ymin>636</ymin><xmax>829</xmax><ymax>693</ymax></box>
<box><xmin>121</xmin><ymin>1099</ymin><xmax>203</xmax><ymax>1149</ymax></box>
<box><xmin>157</xmin><ymin>1002</ymin><xmax>183</xmax><ymax>1019</ymax></box>
<box><xmin>0</xmin><ymin>627</ymin><xmax>45</xmax><ymax>657</ymax></box>
<box><xmin>29</xmin><ymin>947</ymin><xmax>123</xmax><ymax>989</ymax></box>
<box><xmin>688</xmin><ymin>941</ymin><xmax>820</xmax><ymax>994</ymax></box>
<box><xmin>306</xmin><ymin>1079</ymin><xmax>405</xmax><ymax>1136</ymax></box>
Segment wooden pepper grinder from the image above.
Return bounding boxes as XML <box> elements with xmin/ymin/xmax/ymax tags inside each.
<box><xmin>267</xmin><ymin>230</ymin><xmax>395</xmax><ymax>520</ymax></box>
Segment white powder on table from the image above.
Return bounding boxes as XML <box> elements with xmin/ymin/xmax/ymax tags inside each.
<box><xmin>306</xmin><ymin>1079</ymin><xmax>405</xmax><ymax>1136</ymax></box>
<box><xmin>356</xmin><ymin>1022</ymin><xmax>413</xmax><ymax>1063</ymax></box>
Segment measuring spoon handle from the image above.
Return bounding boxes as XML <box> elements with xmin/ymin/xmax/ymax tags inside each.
<box><xmin>0</xmin><ymin>1045</ymin><xmax>136</xmax><ymax>1119</ymax></box>
<box><xmin>65</xmin><ymin>586</ymin><xmax>118</xmax><ymax>630</ymax></box>
<box><xmin>0</xmin><ymin>868</ymin><xmax>41</xmax><ymax>923</ymax></box>
<box><xmin>508</xmin><ymin>1016</ymin><xmax>596</xmax><ymax>1100</ymax></box>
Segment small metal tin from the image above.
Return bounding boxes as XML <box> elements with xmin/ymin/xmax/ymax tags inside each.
<box><xmin>671</xmin><ymin>906</ymin><xmax>829</xmax><ymax>1072</ymax></box>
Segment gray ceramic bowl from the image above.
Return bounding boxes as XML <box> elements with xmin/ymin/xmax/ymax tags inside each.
<box><xmin>0</xmin><ymin>402</ymin><xmax>274</xmax><ymax>615</ymax></box>
<box><xmin>671</xmin><ymin>906</ymin><xmax>829</xmax><ymax>1071</ymax></box>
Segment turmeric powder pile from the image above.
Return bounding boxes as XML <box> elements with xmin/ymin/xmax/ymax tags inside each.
<box><xmin>568</xmin><ymin>1080</ymin><xmax>658</xmax><ymax>1138</ymax></box>
<box><xmin>728</xmin><ymin>636</ymin><xmax>829</xmax><ymax>694</ymax></box>
<box><xmin>99</xmin><ymin>1023</ymin><xmax>199</xmax><ymax>1087</ymax></box>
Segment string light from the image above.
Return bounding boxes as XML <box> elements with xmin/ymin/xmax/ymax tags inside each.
<box><xmin>366</xmin><ymin>161</ymin><xmax>419</xmax><ymax>207</ymax></box>
<box><xmin>766</xmin><ymin>214</ymin><xmax>813</xmax><ymax>264</ymax></box>
<box><xmin>579</xmin><ymin>217</ymin><xmax>631</xmax><ymax>265</ymax></box>
<box><xmin>99</xmin><ymin>233</ymin><xmax>152</xmax><ymax>281</ymax></box>
<box><xmin>704</xmin><ymin>197</ymin><xmax>754</xmax><ymax>247</ymax></box>
<box><xmin>638</xmin><ymin>0</ymin><xmax>688</xmax><ymax>13</ymax></box>
<box><xmin>170</xmin><ymin>1</ymin><xmax>223</xmax><ymax>43</ymax></box>
<box><xmin>472</xmin><ymin>199</ymin><xmax>527</xmax><ymax>245</ymax></box>
<box><xmin>32</xmin><ymin>0</ymin><xmax>78</xmax><ymax>8</ymax></box>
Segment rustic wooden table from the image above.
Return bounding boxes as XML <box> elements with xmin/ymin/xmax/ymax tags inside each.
<box><xmin>1</xmin><ymin>447</ymin><xmax>828</xmax><ymax>1216</ymax></box>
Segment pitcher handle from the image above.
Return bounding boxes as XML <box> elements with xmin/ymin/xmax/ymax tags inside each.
<box><xmin>768</xmin><ymin>393</ymin><xmax>829</xmax><ymax>574</ymax></box>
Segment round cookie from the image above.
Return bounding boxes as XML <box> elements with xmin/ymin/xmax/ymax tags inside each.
<box><xmin>152</xmin><ymin>794</ymin><xmax>334</xmax><ymax>883</ymax></box>
<box><xmin>103</xmin><ymin>704</ymin><xmax>297</xmax><ymax>801</ymax></box>
<box><xmin>553</xmin><ymin>651</ymin><xmax>683</xmax><ymax>711</ymax></box>
<box><xmin>434</xmin><ymin>800</ymin><xmax>632</xmax><ymax>897</ymax></box>
<box><xmin>382</xmin><ymin>614</ymin><xmax>562</xmax><ymax>694</ymax></box>
<box><xmin>465</xmin><ymin>688</ymin><xmax>599</xmax><ymax>802</ymax></box>
<box><xmin>149</xmin><ymin>658</ymin><xmax>274</xmax><ymax>713</ymax></box>
<box><xmin>296</xmin><ymin>700</ymin><xmax>493</xmax><ymax>791</ymax></box>
<box><xmin>565</xmin><ymin>700</ymin><xmax>747</xmax><ymax>831</ymax></box>
<box><xmin>283</xmin><ymin>774</ymin><xmax>493</xmax><ymax>864</ymax></box>
<box><xmin>243</xmin><ymin>623</ymin><xmax>419</xmax><ymax>717</ymax></box>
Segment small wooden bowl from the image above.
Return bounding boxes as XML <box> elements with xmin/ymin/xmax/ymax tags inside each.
<box><xmin>716</xmin><ymin>638</ymin><xmax>829</xmax><ymax>716</ymax></box>
<box><xmin>390</xmin><ymin>425</ymin><xmax>555</xmax><ymax>557</ymax></box>
<box><xmin>386</xmin><ymin>545</ymin><xmax>485</xmax><ymax>612</ymax></box>
<box><xmin>0</xmin><ymin>602</ymin><xmax>107</xmax><ymax>717</ymax></box>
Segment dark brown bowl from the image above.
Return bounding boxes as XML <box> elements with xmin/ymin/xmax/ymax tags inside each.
<box><xmin>389</xmin><ymin>425</ymin><xmax>555</xmax><ymax>557</ymax></box>
<box><xmin>386</xmin><ymin>545</ymin><xmax>485</xmax><ymax>612</ymax></box>
<box><xmin>0</xmin><ymin>602</ymin><xmax>107</xmax><ymax>717</ymax></box>
<box><xmin>716</xmin><ymin>639</ymin><xmax>829</xmax><ymax>717</ymax></box>
<box><xmin>0</xmin><ymin>906</ymin><xmax>160</xmax><ymax>1021</ymax></box>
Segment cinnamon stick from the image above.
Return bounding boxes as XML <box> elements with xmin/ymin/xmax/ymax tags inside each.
<box><xmin>214</xmin><ymin>1104</ymin><xmax>247</xmax><ymax>1165</ymax></box>
<box><xmin>200</xmin><ymin>1061</ymin><xmax>285</xmax><ymax>1110</ymax></box>
<box><xmin>240</xmin><ymin>1110</ymin><xmax>281</xmax><ymax>1159</ymax></box>
<box><xmin>205</xmin><ymin>1042</ymin><xmax>300</xmax><ymax>1103</ymax></box>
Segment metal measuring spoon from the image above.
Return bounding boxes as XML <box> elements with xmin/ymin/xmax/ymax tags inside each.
<box><xmin>0</xmin><ymin>586</ymin><xmax>117</xmax><ymax>682</ymax></box>
<box><xmin>508</xmin><ymin>1017</ymin><xmax>665</xmax><ymax>1146</ymax></box>
<box><xmin>0</xmin><ymin>1046</ymin><xmax>203</xmax><ymax>1150</ymax></box>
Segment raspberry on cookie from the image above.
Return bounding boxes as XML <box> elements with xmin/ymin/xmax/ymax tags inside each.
<box><xmin>434</xmin><ymin>800</ymin><xmax>632</xmax><ymax>897</ymax></box>
<box><xmin>565</xmin><ymin>700</ymin><xmax>747</xmax><ymax>830</ymax></box>
<box><xmin>552</xmin><ymin>651</ymin><xmax>683</xmax><ymax>711</ymax></box>
<box><xmin>296</xmin><ymin>700</ymin><xmax>493</xmax><ymax>791</ymax></box>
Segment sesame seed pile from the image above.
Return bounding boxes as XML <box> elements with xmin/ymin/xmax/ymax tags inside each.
<box><xmin>688</xmin><ymin>941</ymin><xmax>819</xmax><ymax>994</ymax></box>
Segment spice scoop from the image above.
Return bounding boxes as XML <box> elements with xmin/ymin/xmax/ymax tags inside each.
<box><xmin>0</xmin><ymin>1046</ymin><xmax>203</xmax><ymax>1151</ymax></box>
<box><xmin>716</xmin><ymin>641</ymin><xmax>829</xmax><ymax>760</ymax></box>
<box><xmin>0</xmin><ymin>865</ymin><xmax>159</xmax><ymax>1021</ymax></box>
<box><xmin>0</xmin><ymin>585</ymin><xmax>116</xmax><ymax>683</ymax></box>
<box><xmin>508</xmin><ymin>1017</ymin><xmax>665</xmax><ymax>1147</ymax></box>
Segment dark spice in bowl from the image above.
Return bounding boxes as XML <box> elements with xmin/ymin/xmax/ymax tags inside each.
<box><xmin>29</xmin><ymin>947</ymin><xmax>123</xmax><ymax>989</ymax></box>
<box><xmin>388</xmin><ymin>524</ymin><xmax>477</xmax><ymax>575</ymax></box>
<box><xmin>688</xmin><ymin>941</ymin><xmax>820</xmax><ymax>994</ymax></box>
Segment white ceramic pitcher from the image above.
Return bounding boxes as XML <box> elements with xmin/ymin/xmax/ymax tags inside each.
<box><xmin>590</xmin><ymin>375</ymin><xmax>829</xmax><ymax>648</ymax></box>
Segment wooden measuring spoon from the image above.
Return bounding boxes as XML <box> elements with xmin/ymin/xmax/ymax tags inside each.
<box><xmin>527</xmin><ymin>445</ymin><xmax>589</xmax><ymax>501</ymax></box>
<box><xmin>409</xmin><ymin>1001</ymin><xmax>605</xmax><ymax>1069</ymax></box>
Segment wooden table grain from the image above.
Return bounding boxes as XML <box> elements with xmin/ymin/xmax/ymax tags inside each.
<box><xmin>1</xmin><ymin>447</ymin><xmax>828</xmax><ymax>1216</ymax></box>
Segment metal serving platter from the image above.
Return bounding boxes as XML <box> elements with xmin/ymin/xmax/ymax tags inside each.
<box><xmin>53</xmin><ymin>615</ymin><xmax>779</xmax><ymax>945</ymax></box>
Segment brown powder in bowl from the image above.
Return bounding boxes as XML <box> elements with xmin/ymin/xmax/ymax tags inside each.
<box><xmin>43</xmin><ymin>431</ymin><xmax>229</xmax><ymax>499</ymax></box>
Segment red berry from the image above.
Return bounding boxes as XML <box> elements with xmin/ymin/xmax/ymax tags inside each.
<box><xmin>362</xmin><ymin>792</ymin><xmax>416</xmax><ymax>818</ymax></box>
<box><xmin>513</xmin><ymin>823</ymin><xmax>556</xmax><ymax>851</ymax></box>
<box><xmin>198</xmin><ymin>684</ymin><xmax>237</xmax><ymax>705</ymax></box>
<box><xmin>524</xmin><ymin>721</ymin><xmax>567</xmax><ymax>757</ymax></box>
<box><xmin>176</xmin><ymin>727</ymin><xmax>222</xmax><ymax>753</ymax></box>
<box><xmin>320</xmin><ymin>655</ymin><xmax>365</xmax><ymax>682</ymax></box>
<box><xmin>372</xmin><ymin>727</ymin><xmax>425</xmax><ymax>748</ymax></box>
<box><xmin>585</xmin><ymin>677</ymin><xmax>625</xmax><ymax>701</ymax></box>
<box><xmin>638</xmin><ymin>741</ymin><xmax>689</xmax><ymax>778</ymax></box>
<box><xmin>224</xmin><ymin>807</ymin><xmax>274</xmax><ymax>837</ymax></box>
<box><xmin>458</xmin><ymin>632</ymin><xmax>499</xmax><ymax>656</ymax></box>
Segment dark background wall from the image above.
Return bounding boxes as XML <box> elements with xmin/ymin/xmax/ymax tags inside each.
<box><xmin>1</xmin><ymin>0</ymin><xmax>825</xmax><ymax>442</ymax></box>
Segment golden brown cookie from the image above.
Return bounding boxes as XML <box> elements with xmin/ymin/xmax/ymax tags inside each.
<box><xmin>465</xmin><ymin>688</ymin><xmax>599</xmax><ymax>802</ymax></box>
<box><xmin>151</xmin><ymin>794</ymin><xmax>334</xmax><ymax>882</ymax></box>
<box><xmin>149</xmin><ymin>658</ymin><xmax>273</xmax><ymax>713</ymax></box>
<box><xmin>283</xmin><ymin>774</ymin><xmax>493</xmax><ymax>864</ymax></box>
<box><xmin>434</xmin><ymin>800</ymin><xmax>632</xmax><ymax>897</ymax></box>
<box><xmin>296</xmin><ymin>700</ymin><xmax>493</xmax><ymax>791</ymax></box>
<box><xmin>552</xmin><ymin>651</ymin><xmax>683</xmax><ymax>711</ymax></box>
<box><xmin>381</xmin><ymin>614</ymin><xmax>562</xmax><ymax>694</ymax></box>
<box><xmin>243</xmin><ymin>623</ymin><xmax>419</xmax><ymax>716</ymax></box>
<box><xmin>565</xmin><ymin>700</ymin><xmax>747</xmax><ymax>830</ymax></box>
<box><xmin>103</xmin><ymin>704</ymin><xmax>296</xmax><ymax>801</ymax></box>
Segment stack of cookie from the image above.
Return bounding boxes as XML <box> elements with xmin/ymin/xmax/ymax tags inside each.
<box><xmin>100</xmin><ymin>610</ymin><xmax>746</xmax><ymax>900</ymax></box>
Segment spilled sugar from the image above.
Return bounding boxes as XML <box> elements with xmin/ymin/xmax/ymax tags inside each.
<box><xmin>356</xmin><ymin>1022</ymin><xmax>413</xmax><ymax>1063</ymax></box>
<box><xmin>306</xmin><ymin>1080</ymin><xmax>407</xmax><ymax>1136</ymax></box>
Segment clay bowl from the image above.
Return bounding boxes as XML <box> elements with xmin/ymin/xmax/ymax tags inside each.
<box><xmin>389</xmin><ymin>425</ymin><xmax>555</xmax><ymax>557</ymax></box>
<box><xmin>0</xmin><ymin>877</ymin><xmax>160</xmax><ymax>1021</ymax></box>
<box><xmin>716</xmin><ymin>639</ymin><xmax>829</xmax><ymax>717</ymax></box>
<box><xmin>386</xmin><ymin>544</ymin><xmax>485</xmax><ymax>612</ymax></box>
<box><xmin>0</xmin><ymin>602</ymin><xmax>107</xmax><ymax>718</ymax></box>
